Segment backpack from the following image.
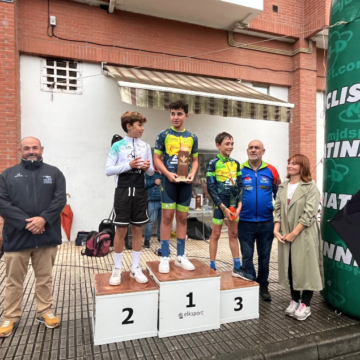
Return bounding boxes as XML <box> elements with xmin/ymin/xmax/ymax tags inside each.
<box><xmin>81</xmin><ymin>231</ymin><xmax>111</xmax><ymax>257</ymax></box>
<box><xmin>111</xmin><ymin>134</ymin><xmax>123</xmax><ymax>146</ymax></box>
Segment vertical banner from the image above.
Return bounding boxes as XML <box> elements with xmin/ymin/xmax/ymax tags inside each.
<box><xmin>322</xmin><ymin>0</ymin><xmax>360</xmax><ymax>318</ymax></box>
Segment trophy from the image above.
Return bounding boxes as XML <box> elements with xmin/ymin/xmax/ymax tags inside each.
<box><xmin>176</xmin><ymin>148</ymin><xmax>190</xmax><ymax>182</ymax></box>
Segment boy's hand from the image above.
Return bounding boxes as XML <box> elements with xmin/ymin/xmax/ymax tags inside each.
<box><xmin>224</xmin><ymin>208</ymin><xmax>233</xmax><ymax>220</ymax></box>
<box><xmin>155</xmin><ymin>179</ymin><xmax>161</xmax><ymax>186</ymax></box>
<box><xmin>235</xmin><ymin>204</ymin><xmax>242</xmax><ymax>219</ymax></box>
<box><xmin>167</xmin><ymin>172</ymin><xmax>178</xmax><ymax>183</ymax></box>
<box><xmin>141</xmin><ymin>159</ymin><xmax>151</xmax><ymax>171</ymax></box>
<box><xmin>130</xmin><ymin>157</ymin><xmax>143</xmax><ymax>169</ymax></box>
<box><xmin>185</xmin><ymin>173</ymin><xmax>195</xmax><ymax>184</ymax></box>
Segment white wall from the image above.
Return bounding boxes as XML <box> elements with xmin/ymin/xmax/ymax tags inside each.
<box><xmin>316</xmin><ymin>91</ymin><xmax>325</xmax><ymax>194</ymax></box>
<box><xmin>20</xmin><ymin>55</ymin><xmax>289</xmax><ymax>240</ymax></box>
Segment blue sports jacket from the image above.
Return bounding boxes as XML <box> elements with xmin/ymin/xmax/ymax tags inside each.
<box><xmin>240</xmin><ymin>160</ymin><xmax>280</xmax><ymax>222</ymax></box>
<box><xmin>145</xmin><ymin>171</ymin><xmax>162</xmax><ymax>202</ymax></box>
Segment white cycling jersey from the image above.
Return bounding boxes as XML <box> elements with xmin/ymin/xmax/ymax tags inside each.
<box><xmin>105</xmin><ymin>135</ymin><xmax>154</xmax><ymax>188</ymax></box>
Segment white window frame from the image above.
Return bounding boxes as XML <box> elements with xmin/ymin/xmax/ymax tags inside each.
<box><xmin>40</xmin><ymin>58</ymin><xmax>83</xmax><ymax>94</ymax></box>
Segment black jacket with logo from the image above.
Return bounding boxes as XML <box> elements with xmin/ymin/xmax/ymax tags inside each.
<box><xmin>0</xmin><ymin>159</ymin><xmax>66</xmax><ymax>252</ymax></box>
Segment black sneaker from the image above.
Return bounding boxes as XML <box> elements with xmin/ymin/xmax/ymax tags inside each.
<box><xmin>144</xmin><ymin>240</ymin><xmax>150</xmax><ymax>248</ymax></box>
<box><xmin>260</xmin><ymin>285</ymin><xmax>272</xmax><ymax>301</ymax></box>
<box><xmin>232</xmin><ymin>267</ymin><xmax>255</xmax><ymax>281</ymax></box>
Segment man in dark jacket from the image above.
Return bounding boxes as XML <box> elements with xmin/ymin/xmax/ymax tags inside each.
<box><xmin>144</xmin><ymin>169</ymin><xmax>162</xmax><ymax>248</ymax></box>
<box><xmin>0</xmin><ymin>137</ymin><xmax>66</xmax><ymax>337</ymax></box>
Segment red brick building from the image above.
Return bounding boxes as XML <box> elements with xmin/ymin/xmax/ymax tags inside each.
<box><xmin>0</xmin><ymin>0</ymin><xmax>330</xmax><ymax>238</ymax></box>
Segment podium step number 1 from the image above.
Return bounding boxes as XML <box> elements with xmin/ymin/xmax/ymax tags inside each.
<box><xmin>92</xmin><ymin>272</ymin><xmax>159</xmax><ymax>345</ymax></box>
<box><xmin>146</xmin><ymin>259</ymin><xmax>221</xmax><ymax>338</ymax></box>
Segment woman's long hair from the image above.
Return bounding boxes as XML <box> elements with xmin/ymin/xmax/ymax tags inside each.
<box><xmin>286</xmin><ymin>154</ymin><xmax>312</xmax><ymax>182</ymax></box>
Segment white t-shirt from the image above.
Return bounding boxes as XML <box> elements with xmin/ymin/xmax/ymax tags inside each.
<box><xmin>287</xmin><ymin>182</ymin><xmax>299</xmax><ymax>205</ymax></box>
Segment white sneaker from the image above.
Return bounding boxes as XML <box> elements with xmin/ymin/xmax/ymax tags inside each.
<box><xmin>159</xmin><ymin>257</ymin><xmax>170</xmax><ymax>273</ymax></box>
<box><xmin>109</xmin><ymin>268</ymin><xmax>121</xmax><ymax>286</ymax></box>
<box><xmin>294</xmin><ymin>303</ymin><xmax>311</xmax><ymax>321</ymax></box>
<box><xmin>130</xmin><ymin>267</ymin><xmax>149</xmax><ymax>284</ymax></box>
<box><xmin>175</xmin><ymin>255</ymin><xmax>195</xmax><ymax>271</ymax></box>
<box><xmin>285</xmin><ymin>300</ymin><xmax>299</xmax><ymax>317</ymax></box>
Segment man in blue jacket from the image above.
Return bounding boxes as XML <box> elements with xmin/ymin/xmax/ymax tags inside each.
<box><xmin>144</xmin><ymin>168</ymin><xmax>162</xmax><ymax>248</ymax></box>
<box><xmin>239</xmin><ymin>140</ymin><xmax>280</xmax><ymax>301</ymax></box>
<box><xmin>0</xmin><ymin>137</ymin><xmax>66</xmax><ymax>337</ymax></box>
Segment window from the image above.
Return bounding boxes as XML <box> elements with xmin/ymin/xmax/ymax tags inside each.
<box><xmin>41</xmin><ymin>58</ymin><xmax>82</xmax><ymax>94</ymax></box>
<box><xmin>252</xmin><ymin>83</ymin><xmax>269</xmax><ymax>95</ymax></box>
<box><xmin>192</xmin><ymin>150</ymin><xmax>217</xmax><ymax>208</ymax></box>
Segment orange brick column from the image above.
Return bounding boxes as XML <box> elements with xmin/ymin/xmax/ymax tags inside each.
<box><xmin>0</xmin><ymin>1</ymin><xmax>21</xmax><ymax>237</ymax></box>
<box><xmin>289</xmin><ymin>39</ymin><xmax>318</xmax><ymax>179</ymax></box>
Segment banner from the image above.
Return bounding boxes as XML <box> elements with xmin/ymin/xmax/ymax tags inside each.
<box><xmin>322</xmin><ymin>0</ymin><xmax>360</xmax><ymax>318</ymax></box>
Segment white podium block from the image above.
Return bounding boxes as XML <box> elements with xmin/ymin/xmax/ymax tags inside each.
<box><xmin>92</xmin><ymin>271</ymin><xmax>159</xmax><ymax>345</ymax></box>
<box><xmin>146</xmin><ymin>259</ymin><xmax>220</xmax><ymax>338</ymax></box>
<box><xmin>220</xmin><ymin>271</ymin><xmax>259</xmax><ymax>324</ymax></box>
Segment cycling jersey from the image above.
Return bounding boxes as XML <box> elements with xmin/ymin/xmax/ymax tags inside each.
<box><xmin>105</xmin><ymin>135</ymin><xmax>154</xmax><ymax>188</ymax></box>
<box><xmin>240</xmin><ymin>160</ymin><xmax>280</xmax><ymax>222</ymax></box>
<box><xmin>206</xmin><ymin>154</ymin><xmax>243</xmax><ymax>207</ymax></box>
<box><xmin>154</xmin><ymin>127</ymin><xmax>198</xmax><ymax>174</ymax></box>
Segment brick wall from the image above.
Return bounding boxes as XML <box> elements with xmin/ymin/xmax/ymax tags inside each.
<box><xmin>0</xmin><ymin>0</ymin><xmax>331</xmax><ymax>186</ymax></box>
<box><xmin>0</xmin><ymin>0</ymin><xmax>21</xmax><ymax>237</ymax></box>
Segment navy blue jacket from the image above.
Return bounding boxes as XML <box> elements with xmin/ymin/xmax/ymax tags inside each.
<box><xmin>0</xmin><ymin>159</ymin><xmax>66</xmax><ymax>252</ymax></box>
<box><xmin>145</xmin><ymin>172</ymin><xmax>161</xmax><ymax>202</ymax></box>
<box><xmin>240</xmin><ymin>160</ymin><xmax>280</xmax><ymax>222</ymax></box>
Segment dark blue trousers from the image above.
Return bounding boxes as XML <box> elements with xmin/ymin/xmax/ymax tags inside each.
<box><xmin>238</xmin><ymin>220</ymin><xmax>274</xmax><ymax>287</ymax></box>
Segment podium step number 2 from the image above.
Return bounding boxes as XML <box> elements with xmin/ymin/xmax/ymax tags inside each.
<box><xmin>92</xmin><ymin>272</ymin><xmax>159</xmax><ymax>345</ymax></box>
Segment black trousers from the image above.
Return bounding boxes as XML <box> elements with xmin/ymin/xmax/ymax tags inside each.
<box><xmin>288</xmin><ymin>250</ymin><xmax>313</xmax><ymax>307</ymax></box>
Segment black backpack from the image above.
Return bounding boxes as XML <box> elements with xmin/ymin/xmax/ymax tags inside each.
<box><xmin>111</xmin><ymin>134</ymin><xmax>123</xmax><ymax>146</ymax></box>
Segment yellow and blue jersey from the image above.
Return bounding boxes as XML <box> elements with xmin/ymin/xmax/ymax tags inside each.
<box><xmin>154</xmin><ymin>126</ymin><xmax>198</xmax><ymax>174</ymax></box>
<box><xmin>206</xmin><ymin>154</ymin><xmax>243</xmax><ymax>206</ymax></box>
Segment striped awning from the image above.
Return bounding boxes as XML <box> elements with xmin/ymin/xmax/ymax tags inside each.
<box><xmin>105</xmin><ymin>66</ymin><xmax>294</xmax><ymax>123</ymax></box>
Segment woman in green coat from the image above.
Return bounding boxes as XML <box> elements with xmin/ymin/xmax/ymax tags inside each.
<box><xmin>274</xmin><ymin>154</ymin><xmax>323</xmax><ymax>321</ymax></box>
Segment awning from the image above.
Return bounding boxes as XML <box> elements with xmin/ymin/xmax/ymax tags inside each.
<box><xmin>105</xmin><ymin>66</ymin><xmax>294</xmax><ymax>123</ymax></box>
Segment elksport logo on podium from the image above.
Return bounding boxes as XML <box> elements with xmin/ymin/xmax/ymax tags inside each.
<box><xmin>178</xmin><ymin>311</ymin><xmax>204</xmax><ymax>319</ymax></box>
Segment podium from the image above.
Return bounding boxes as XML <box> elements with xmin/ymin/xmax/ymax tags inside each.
<box><xmin>220</xmin><ymin>271</ymin><xmax>259</xmax><ymax>324</ymax></box>
<box><xmin>146</xmin><ymin>259</ymin><xmax>220</xmax><ymax>338</ymax></box>
<box><xmin>92</xmin><ymin>271</ymin><xmax>159</xmax><ymax>345</ymax></box>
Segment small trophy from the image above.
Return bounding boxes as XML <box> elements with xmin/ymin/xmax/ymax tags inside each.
<box><xmin>195</xmin><ymin>195</ymin><xmax>202</xmax><ymax>210</ymax></box>
<box><xmin>176</xmin><ymin>149</ymin><xmax>190</xmax><ymax>182</ymax></box>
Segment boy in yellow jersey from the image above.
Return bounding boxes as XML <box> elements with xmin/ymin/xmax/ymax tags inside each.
<box><xmin>154</xmin><ymin>100</ymin><xmax>199</xmax><ymax>273</ymax></box>
<box><xmin>206</xmin><ymin>132</ymin><xmax>254</xmax><ymax>280</ymax></box>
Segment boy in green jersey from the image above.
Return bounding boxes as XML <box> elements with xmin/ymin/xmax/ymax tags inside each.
<box><xmin>154</xmin><ymin>100</ymin><xmax>199</xmax><ymax>273</ymax></box>
<box><xmin>206</xmin><ymin>132</ymin><xmax>254</xmax><ymax>281</ymax></box>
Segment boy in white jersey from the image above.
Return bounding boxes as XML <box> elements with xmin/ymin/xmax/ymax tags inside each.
<box><xmin>105</xmin><ymin>111</ymin><xmax>154</xmax><ymax>285</ymax></box>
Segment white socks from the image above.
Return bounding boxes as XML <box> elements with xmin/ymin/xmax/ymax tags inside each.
<box><xmin>114</xmin><ymin>251</ymin><xmax>141</xmax><ymax>270</ymax></box>
<box><xmin>114</xmin><ymin>252</ymin><xmax>123</xmax><ymax>269</ymax></box>
<box><xmin>132</xmin><ymin>251</ymin><xmax>141</xmax><ymax>270</ymax></box>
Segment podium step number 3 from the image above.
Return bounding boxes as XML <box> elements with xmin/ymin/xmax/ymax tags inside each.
<box><xmin>220</xmin><ymin>271</ymin><xmax>259</xmax><ymax>324</ymax></box>
<box><xmin>93</xmin><ymin>272</ymin><xmax>159</xmax><ymax>345</ymax></box>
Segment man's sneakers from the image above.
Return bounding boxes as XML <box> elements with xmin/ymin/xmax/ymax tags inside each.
<box><xmin>232</xmin><ymin>267</ymin><xmax>254</xmax><ymax>281</ymax></box>
<box><xmin>159</xmin><ymin>257</ymin><xmax>170</xmax><ymax>273</ymax></box>
<box><xmin>109</xmin><ymin>268</ymin><xmax>121</xmax><ymax>286</ymax></box>
<box><xmin>175</xmin><ymin>255</ymin><xmax>195</xmax><ymax>271</ymax></box>
<box><xmin>130</xmin><ymin>267</ymin><xmax>149</xmax><ymax>283</ymax></box>
<box><xmin>0</xmin><ymin>320</ymin><xmax>18</xmax><ymax>338</ymax></box>
<box><xmin>285</xmin><ymin>300</ymin><xmax>300</xmax><ymax>317</ymax></box>
<box><xmin>143</xmin><ymin>240</ymin><xmax>150</xmax><ymax>248</ymax></box>
<box><xmin>36</xmin><ymin>313</ymin><xmax>61</xmax><ymax>329</ymax></box>
<box><xmin>259</xmin><ymin>285</ymin><xmax>272</xmax><ymax>302</ymax></box>
<box><xmin>293</xmin><ymin>303</ymin><xmax>311</xmax><ymax>321</ymax></box>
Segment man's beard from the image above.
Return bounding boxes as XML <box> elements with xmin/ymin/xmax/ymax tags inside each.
<box><xmin>24</xmin><ymin>154</ymin><xmax>42</xmax><ymax>161</ymax></box>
